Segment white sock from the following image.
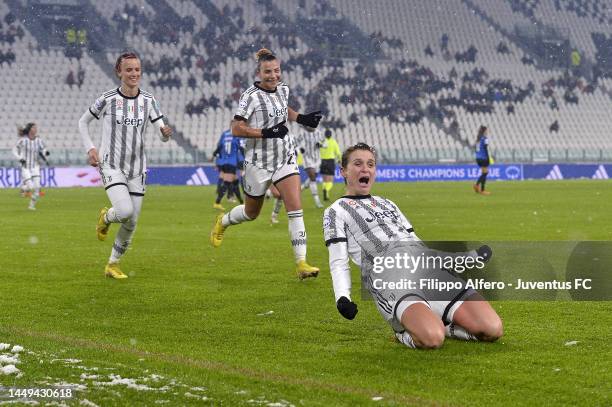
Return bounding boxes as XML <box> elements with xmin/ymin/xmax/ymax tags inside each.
<box><xmin>109</xmin><ymin>195</ymin><xmax>142</xmax><ymax>263</ymax></box>
<box><xmin>302</xmin><ymin>178</ymin><xmax>310</xmax><ymax>189</ymax></box>
<box><xmin>30</xmin><ymin>188</ymin><xmax>39</xmax><ymax>206</ymax></box>
<box><xmin>222</xmin><ymin>204</ymin><xmax>252</xmax><ymax>227</ymax></box>
<box><xmin>309</xmin><ymin>182</ymin><xmax>321</xmax><ymax>205</ymax></box>
<box><xmin>272</xmin><ymin>198</ymin><xmax>283</xmax><ymax>216</ymax></box>
<box><xmin>395</xmin><ymin>331</ymin><xmax>417</xmax><ymax>349</ymax></box>
<box><xmin>287</xmin><ymin>209</ymin><xmax>306</xmax><ymax>263</ymax></box>
<box><xmin>109</xmin><ymin>223</ymin><xmax>135</xmax><ymax>263</ymax></box>
<box><xmin>445</xmin><ymin>323</ymin><xmax>478</xmax><ymax>341</ymax></box>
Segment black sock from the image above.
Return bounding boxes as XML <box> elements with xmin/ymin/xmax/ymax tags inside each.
<box><xmin>216</xmin><ymin>178</ymin><xmax>223</xmax><ymax>195</ymax></box>
<box><xmin>478</xmin><ymin>173</ymin><xmax>488</xmax><ymax>190</ymax></box>
<box><xmin>232</xmin><ymin>180</ymin><xmax>243</xmax><ymax>204</ymax></box>
<box><xmin>216</xmin><ymin>182</ymin><xmax>228</xmax><ymax>204</ymax></box>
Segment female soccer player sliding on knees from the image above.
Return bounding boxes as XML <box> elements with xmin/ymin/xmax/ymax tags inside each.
<box><xmin>78</xmin><ymin>52</ymin><xmax>173</xmax><ymax>279</ymax></box>
<box><xmin>210</xmin><ymin>48</ymin><xmax>323</xmax><ymax>280</ymax></box>
<box><xmin>323</xmin><ymin>143</ymin><xmax>503</xmax><ymax>349</ymax></box>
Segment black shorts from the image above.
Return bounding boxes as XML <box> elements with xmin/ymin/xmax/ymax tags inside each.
<box><xmin>219</xmin><ymin>164</ymin><xmax>237</xmax><ymax>175</ymax></box>
<box><xmin>476</xmin><ymin>159</ymin><xmax>490</xmax><ymax>167</ymax></box>
<box><xmin>320</xmin><ymin>159</ymin><xmax>336</xmax><ymax>176</ymax></box>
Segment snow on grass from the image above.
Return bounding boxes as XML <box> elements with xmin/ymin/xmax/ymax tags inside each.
<box><xmin>0</xmin><ymin>354</ymin><xmax>20</xmax><ymax>365</ymax></box>
<box><xmin>93</xmin><ymin>374</ymin><xmax>155</xmax><ymax>391</ymax></box>
<box><xmin>0</xmin><ymin>364</ymin><xmax>20</xmax><ymax>375</ymax></box>
<box><xmin>10</xmin><ymin>345</ymin><xmax>24</xmax><ymax>353</ymax></box>
<box><xmin>79</xmin><ymin>400</ymin><xmax>100</xmax><ymax>407</ymax></box>
<box><xmin>0</xmin><ymin>344</ymin><xmax>10</xmax><ymax>351</ymax></box>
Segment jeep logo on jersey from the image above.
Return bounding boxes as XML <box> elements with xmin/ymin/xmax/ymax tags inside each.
<box><xmin>116</xmin><ymin>117</ymin><xmax>144</xmax><ymax>126</ymax></box>
<box><xmin>364</xmin><ymin>210</ymin><xmax>400</xmax><ymax>223</ymax></box>
<box><xmin>268</xmin><ymin>107</ymin><xmax>287</xmax><ymax>118</ymax></box>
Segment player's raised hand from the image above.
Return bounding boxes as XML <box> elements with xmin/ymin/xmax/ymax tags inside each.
<box><xmin>336</xmin><ymin>296</ymin><xmax>358</xmax><ymax>320</ymax></box>
<box><xmin>87</xmin><ymin>148</ymin><xmax>100</xmax><ymax>167</ymax></box>
<box><xmin>297</xmin><ymin>111</ymin><xmax>323</xmax><ymax>128</ymax></box>
<box><xmin>161</xmin><ymin>126</ymin><xmax>173</xmax><ymax>140</ymax></box>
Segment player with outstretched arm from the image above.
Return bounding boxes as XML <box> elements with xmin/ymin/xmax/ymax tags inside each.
<box><xmin>78</xmin><ymin>52</ymin><xmax>173</xmax><ymax>279</ymax></box>
<box><xmin>323</xmin><ymin>143</ymin><xmax>503</xmax><ymax>349</ymax></box>
<box><xmin>210</xmin><ymin>48</ymin><xmax>322</xmax><ymax>279</ymax></box>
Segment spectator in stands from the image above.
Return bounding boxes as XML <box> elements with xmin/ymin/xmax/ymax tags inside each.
<box><xmin>440</xmin><ymin>33</ymin><xmax>449</xmax><ymax>52</ymax></box>
<box><xmin>549</xmin><ymin>120</ymin><xmax>560</xmax><ymax>133</ymax></box>
<box><xmin>473</xmin><ymin>125</ymin><xmax>491</xmax><ymax>196</ymax></box>
<box><xmin>77</xmin><ymin>64</ymin><xmax>85</xmax><ymax>88</ymax></box>
<box><xmin>210</xmin><ymin>48</ymin><xmax>323</xmax><ymax>280</ymax></box>
<box><xmin>78</xmin><ymin>52</ymin><xmax>173</xmax><ymax>280</ymax></box>
<box><xmin>424</xmin><ymin>45</ymin><xmax>434</xmax><ymax>57</ymax></box>
<box><xmin>497</xmin><ymin>41</ymin><xmax>510</xmax><ymax>55</ymax></box>
<box><xmin>66</xmin><ymin>69</ymin><xmax>76</xmax><ymax>86</ymax></box>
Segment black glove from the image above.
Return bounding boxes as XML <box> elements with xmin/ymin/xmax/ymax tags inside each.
<box><xmin>476</xmin><ymin>245</ymin><xmax>493</xmax><ymax>263</ymax></box>
<box><xmin>296</xmin><ymin>111</ymin><xmax>322</xmax><ymax>128</ymax></box>
<box><xmin>261</xmin><ymin>121</ymin><xmax>288</xmax><ymax>139</ymax></box>
<box><xmin>19</xmin><ymin>159</ymin><xmax>26</xmax><ymax>165</ymax></box>
<box><xmin>299</xmin><ymin>147</ymin><xmax>305</xmax><ymax>154</ymax></box>
<box><xmin>336</xmin><ymin>296</ymin><xmax>358</xmax><ymax>320</ymax></box>
<box><xmin>45</xmin><ymin>151</ymin><xmax>50</xmax><ymax>156</ymax></box>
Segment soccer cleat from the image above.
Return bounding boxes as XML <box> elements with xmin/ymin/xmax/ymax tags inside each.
<box><xmin>480</xmin><ymin>190</ymin><xmax>491</xmax><ymax>196</ymax></box>
<box><xmin>97</xmin><ymin>207</ymin><xmax>110</xmax><ymax>241</ymax></box>
<box><xmin>213</xmin><ymin>203</ymin><xmax>225</xmax><ymax>211</ymax></box>
<box><xmin>270</xmin><ymin>213</ymin><xmax>279</xmax><ymax>224</ymax></box>
<box><xmin>323</xmin><ymin>189</ymin><xmax>329</xmax><ymax>201</ymax></box>
<box><xmin>105</xmin><ymin>262</ymin><xmax>128</xmax><ymax>279</ymax></box>
<box><xmin>315</xmin><ymin>200</ymin><xmax>324</xmax><ymax>209</ymax></box>
<box><xmin>296</xmin><ymin>260</ymin><xmax>319</xmax><ymax>280</ymax></box>
<box><xmin>28</xmin><ymin>204</ymin><xmax>36</xmax><ymax>211</ymax></box>
<box><xmin>210</xmin><ymin>213</ymin><xmax>226</xmax><ymax>247</ymax></box>
<box><xmin>473</xmin><ymin>184</ymin><xmax>481</xmax><ymax>193</ymax></box>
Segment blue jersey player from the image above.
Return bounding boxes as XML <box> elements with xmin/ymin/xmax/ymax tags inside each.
<box><xmin>212</xmin><ymin>129</ymin><xmax>244</xmax><ymax>208</ymax></box>
<box><xmin>473</xmin><ymin>126</ymin><xmax>491</xmax><ymax>195</ymax></box>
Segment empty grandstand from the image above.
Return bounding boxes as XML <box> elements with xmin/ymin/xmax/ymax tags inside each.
<box><xmin>1</xmin><ymin>0</ymin><xmax>611</xmax><ymax>167</ymax></box>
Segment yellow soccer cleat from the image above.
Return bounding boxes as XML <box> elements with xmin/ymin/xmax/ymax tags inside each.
<box><xmin>213</xmin><ymin>203</ymin><xmax>225</xmax><ymax>211</ymax></box>
<box><xmin>104</xmin><ymin>262</ymin><xmax>128</xmax><ymax>279</ymax></box>
<box><xmin>97</xmin><ymin>207</ymin><xmax>110</xmax><ymax>241</ymax></box>
<box><xmin>296</xmin><ymin>260</ymin><xmax>319</xmax><ymax>280</ymax></box>
<box><xmin>210</xmin><ymin>213</ymin><xmax>227</xmax><ymax>248</ymax></box>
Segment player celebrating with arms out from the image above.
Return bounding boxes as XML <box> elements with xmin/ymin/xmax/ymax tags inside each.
<box><xmin>210</xmin><ymin>48</ymin><xmax>322</xmax><ymax>280</ymax></box>
<box><xmin>78</xmin><ymin>51</ymin><xmax>173</xmax><ymax>279</ymax></box>
<box><xmin>323</xmin><ymin>143</ymin><xmax>503</xmax><ymax>349</ymax></box>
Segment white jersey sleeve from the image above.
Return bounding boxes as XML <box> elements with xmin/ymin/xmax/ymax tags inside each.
<box><xmin>149</xmin><ymin>96</ymin><xmax>164</xmax><ymax>123</ymax></box>
<box><xmin>234</xmin><ymin>92</ymin><xmax>256</xmax><ymax>121</ymax></box>
<box><xmin>88</xmin><ymin>93</ymin><xmax>109</xmax><ymax>120</ymax></box>
<box><xmin>324</xmin><ymin>206</ymin><xmax>352</xmax><ymax>301</ymax></box>
<box><xmin>12</xmin><ymin>138</ymin><xmax>23</xmax><ymax>160</ymax></box>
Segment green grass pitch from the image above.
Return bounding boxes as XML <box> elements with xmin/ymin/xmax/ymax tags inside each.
<box><xmin>0</xmin><ymin>180</ymin><xmax>610</xmax><ymax>406</ymax></box>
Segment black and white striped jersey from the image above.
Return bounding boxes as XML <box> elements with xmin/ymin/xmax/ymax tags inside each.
<box><xmin>297</xmin><ymin>129</ymin><xmax>326</xmax><ymax>169</ymax></box>
<box><xmin>323</xmin><ymin>195</ymin><xmax>418</xmax><ymax>266</ymax></box>
<box><xmin>234</xmin><ymin>82</ymin><xmax>297</xmax><ymax>171</ymax></box>
<box><xmin>88</xmin><ymin>87</ymin><xmax>164</xmax><ymax>177</ymax></box>
<box><xmin>13</xmin><ymin>137</ymin><xmax>47</xmax><ymax>169</ymax></box>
